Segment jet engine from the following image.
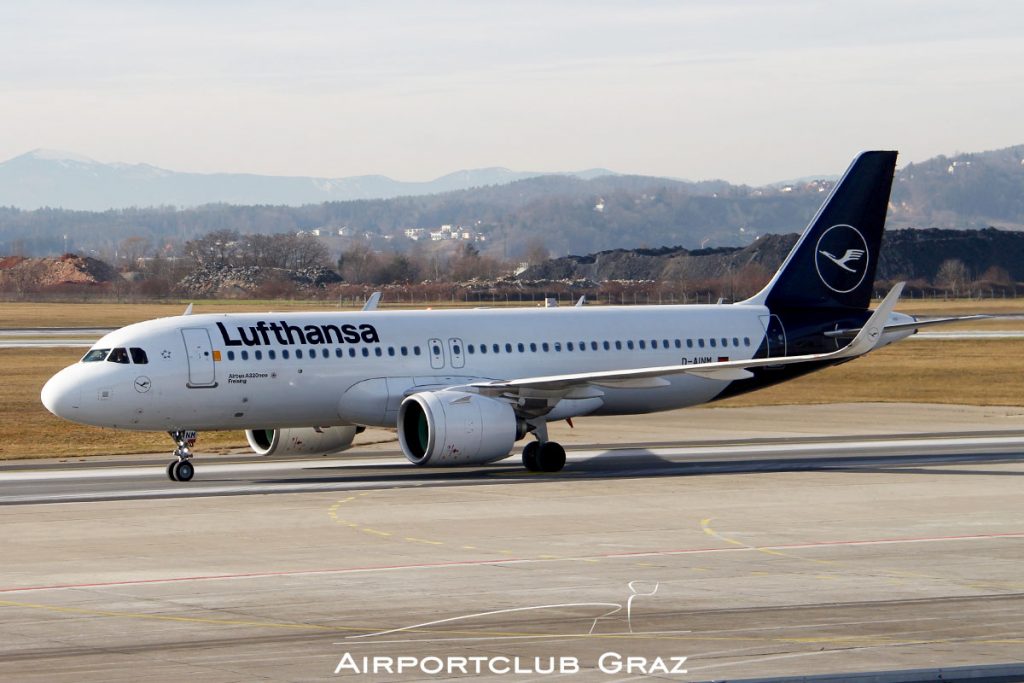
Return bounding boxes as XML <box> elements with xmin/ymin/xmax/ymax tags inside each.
<box><xmin>398</xmin><ymin>390</ymin><xmax>521</xmax><ymax>466</ymax></box>
<box><xmin>245</xmin><ymin>426</ymin><xmax>359</xmax><ymax>456</ymax></box>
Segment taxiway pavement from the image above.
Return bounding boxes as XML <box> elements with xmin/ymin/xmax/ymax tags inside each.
<box><xmin>1</xmin><ymin>404</ymin><xmax>1023</xmax><ymax>681</ymax></box>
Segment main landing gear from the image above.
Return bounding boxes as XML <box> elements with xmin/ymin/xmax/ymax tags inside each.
<box><xmin>166</xmin><ymin>430</ymin><xmax>197</xmax><ymax>482</ymax></box>
<box><xmin>521</xmin><ymin>421</ymin><xmax>566</xmax><ymax>473</ymax></box>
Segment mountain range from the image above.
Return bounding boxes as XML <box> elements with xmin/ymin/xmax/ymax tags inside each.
<box><xmin>1</xmin><ymin>145</ymin><xmax>1023</xmax><ymax>259</ymax></box>
<box><xmin>0</xmin><ymin>149</ymin><xmax>616</xmax><ymax>210</ymax></box>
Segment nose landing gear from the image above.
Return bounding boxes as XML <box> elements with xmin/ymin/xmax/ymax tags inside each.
<box><xmin>166</xmin><ymin>430</ymin><xmax>197</xmax><ymax>482</ymax></box>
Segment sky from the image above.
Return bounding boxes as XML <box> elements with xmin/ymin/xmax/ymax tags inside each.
<box><xmin>2</xmin><ymin>0</ymin><xmax>1023</xmax><ymax>185</ymax></box>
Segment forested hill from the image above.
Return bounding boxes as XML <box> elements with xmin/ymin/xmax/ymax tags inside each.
<box><xmin>523</xmin><ymin>228</ymin><xmax>1024</xmax><ymax>286</ymax></box>
<box><xmin>1</xmin><ymin>145</ymin><xmax>1023</xmax><ymax>259</ymax></box>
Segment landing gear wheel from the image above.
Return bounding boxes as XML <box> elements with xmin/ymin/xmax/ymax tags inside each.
<box><xmin>166</xmin><ymin>430</ymin><xmax>197</xmax><ymax>483</ymax></box>
<box><xmin>537</xmin><ymin>441</ymin><xmax>566</xmax><ymax>473</ymax></box>
<box><xmin>522</xmin><ymin>441</ymin><xmax>541</xmax><ymax>472</ymax></box>
<box><xmin>172</xmin><ymin>460</ymin><xmax>195</xmax><ymax>482</ymax></box>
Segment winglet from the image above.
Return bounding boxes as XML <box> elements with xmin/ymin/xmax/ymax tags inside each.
<box><xmin>362</xmin><ymin>292</ymin><xmax>382</xmax><ymax>312</ymax></box>
<box><xmin>837</xmin><ymin>282</ymin><xmax>904</xmax><ymax>358</ymax></box>
<box><xmin>183</xmin><ymin>303</ymin><xmax>193</xmax><ymax>316</ymax></box>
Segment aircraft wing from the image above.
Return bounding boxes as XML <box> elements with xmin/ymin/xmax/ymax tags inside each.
<box><xmin>472</xmin><ymin>283</ymin><xmax>904</xmax><ymax>395</ymax></box>
<box><xmin>825</xmin><ymin>314</ymin><xmax>991</xmax><ymax>338</ymax></box>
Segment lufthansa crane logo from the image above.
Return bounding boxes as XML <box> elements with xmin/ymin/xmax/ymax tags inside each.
<box><xmin>815</xmin><ymin>224</ymin><xmax>869</xmax><ymax>293</ymax></box>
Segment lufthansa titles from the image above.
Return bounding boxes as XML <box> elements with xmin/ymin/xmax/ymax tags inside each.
<box><xmin>217</xmin><ymin>321</ymin><xmax>380</xmax><ymax>347</ymax></box>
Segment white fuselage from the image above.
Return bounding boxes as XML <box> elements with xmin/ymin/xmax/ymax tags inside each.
<box><xmin>42</xmin><ymin>304</ymin><xmax>771</xmax><ymax>432</ymax></box>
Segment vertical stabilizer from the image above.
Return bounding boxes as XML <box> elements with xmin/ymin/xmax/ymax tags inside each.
<box><xmin>745</xmin><ymin>151</ymin><xmax>897</xmax><ymax>310</ymax></box>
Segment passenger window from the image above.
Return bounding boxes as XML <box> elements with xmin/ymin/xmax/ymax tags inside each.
<box><xmin>227</xmin><ymin>351</ymin><xmax>235</xmax><ymax>361</ymax></box>
<box><xmin>270</xmin><ymin>350</ymin><xmax>277</xmax><ymax>360</ymax></box>
<box><xmin>518</xmin><ymin>343</ymin><xmax>525</xmax><ymax>352</ymax></box>
<box><xmin>479</xmin><ymin>344</ymin><xmax>487</xmax><ymax>354</ymax></box>
<box><xmin>674</xmin><ymin>339</ymin><xmax>682</xmax><ymax>349</ymax></box>
<box><xmin>453</xmin><ymin>344</ymin><xmax>461</xmax><ymax>355</ymax></box>
<box><xmin>493</xmin><ymin>344</ymin><xmax>500</xmax><ymax>353</ymax></box>
<box><xmin>241</xmin><ymin>350</ymin><xmax>249</xmax><ymax>360</ymax></box>
<box><xmin>744</xmin><ymin>337</ymin><xmax>751</xmax><ymax>347</ymax></box>
<box><xmin>602</xmin><ymin>341</ymin><xmax>609</xmax><ymax>350</ymax></box>
<box><xmin>733</xmin><ymin>337</ymin><xmax>740</xmax><ymax>347</ymax></box>
<box><xmin>627</xmin><ymin>340</ymin><xmax>634</xmax><ymax>350</ymax></box>
<box><xmin>107</xmin><ymin>347</ymin><xmax>130</xmax><ymax>364</ymax></box>
<box><xmin>555</xmin><ymin>342</ymin><xmax>562</xmax><ymax>352</ymax></box>
<box><xmin>663</xmin><ymin>339</ymin><xmax>670</xmax><ymax>348</ymax></box>
<box><xmin>710</xmin><ymin>338</ymin><xmax>717</xmax><ymax>348</ymax></box>
<box><xmin>698</xmin><ymin>339</ymin><xmax>705</xmax><ymax>348</ymax></box>
<box><xmin>349</xmin><ymin>348</ymin><xmax>357</xmax><ymax>357</ymax></box>
<box><xmin>82</xmin><ymin>348</ymin><xmax>110</xmax><ymax>362</ymax></box>
<box><xmin>129</xmin><ymin>348</ymin><xmax>149</xmax><ymax>364</ymax></box>
<box><xmin>529</xmin><ymin>343</ymin><xmax>537</xmax><ymax>352</ymax></box>
<box><xmin>296</xmin><ymin>349</ymin><xmax>303</xmax><ymax>359</ymax></box>
<box><xmin>413</xmin><ymin>346</ymin><xmax>421</xmax><ymax>356</ymax></box>
<box><xmin>283</xmin><ymin>349</ymin><xmax>290</xmax><ymax>359</ymax></box>
<box><xmin>638</xmin><ymin>340</ymin><xmax>646</xmax><ymax>350</ymax></box>
<box><xmin>374</xmin><ymin>348</ymin><xmax>382</xmax><ymax>357</ymax></box>
<box><xmin>322</xmin><ymin>348</ymin><xmax>329</xmax><ymax>358</ymax></box>
<box><xmin>401</xmin><ymin>346</ymin><xmax>408</xmax><ymax>356</ymax></box>
<box><xmin>335</xmin><ymin>348</ymin><xmax>342</xmax><ymax>358</ymax></box>
<box><xmin>505</xmin><ymin>343</ymin><xmax>512</xmax><ymax>353</ymax></box>
<box><xmin>687</xmin><ymin>339</ymin><xmax>693</xmax><ymax>348</ymax></box>
<box><xmin>467</xmin><ymin>344</ymin><xmax>475</xmax><ymax>354</ymax></box>
<box><xmin>362</xmin><ymin>348</ymin><xmax>369</xmax><ymax>357</ymax></box>
<box><xmin>432</xmin><ymin>344</ymin><xmax>441</xmax><ymax>356</ymax></box>
<box><xmin>721</xmin><ymin>338</ymin><xmax>728</xmax><ymax>347</ymax></box>
<box><xmin>255</xmin><ymin>350</ymin><xmax>262</xmax><ymax>360</ymax></box>
<box><xmin>615</xmin><ymin>341</ymin><xmax>622</xmax><ymax>350</ymax></box>
<box><xmin>541</xmin><ymin>342</ymin><xmax>549</xmax><ymax>352</ymax></box>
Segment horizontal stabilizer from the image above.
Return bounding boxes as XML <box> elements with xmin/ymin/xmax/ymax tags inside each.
<box><xmin>825</xmin><ymin>314</ymin><xmax>992</xmax><ymax>339</ymax></box>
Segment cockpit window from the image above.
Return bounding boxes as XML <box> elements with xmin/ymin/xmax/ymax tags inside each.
<box><xmin>129</xmin><ymin>348</ymin><xmax>149</xmax><ymax>364</ymax></box>
<box><xmin>107</xmin><ymin>347</ymin><xmax>130</xmax><ymax>364</ymax></box>
<box><xmin>82</xmin><ymin>348</ymin><xmax>110</xmax><ymax>362</ymax></box>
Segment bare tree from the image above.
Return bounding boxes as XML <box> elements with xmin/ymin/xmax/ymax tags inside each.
<box><xmin>935</xmin><ymin>258</ymin><xmax>970</xmax><ymax>295</ymax></box>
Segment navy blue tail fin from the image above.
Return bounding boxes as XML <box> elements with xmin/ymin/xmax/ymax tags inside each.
<box><xmin>747</xmin><ymin>151</ymin><xmax>897</xmax><ymax>311</ymax></box>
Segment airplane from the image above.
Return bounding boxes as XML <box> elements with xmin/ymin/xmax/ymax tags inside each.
<box><xmin>40</xmin><ymin>151</ymin><xmax>982</xmax><ymax>482</ymax></box>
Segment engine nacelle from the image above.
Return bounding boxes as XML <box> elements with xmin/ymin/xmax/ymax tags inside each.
<box><xmin>245</xmin><ymin>426</ymin><xmax>359</xmax><ymax>456</ymax></box>
<box><xmin>398</xmin><ymin>390</ymin><xmax>518</xmax><ymax>466</ymax></box>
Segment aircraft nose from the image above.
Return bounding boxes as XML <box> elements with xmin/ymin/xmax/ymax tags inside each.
<box><xmin>41</xmin><ymin>366</ymin><xmax>83</xmax><ymax>418</ymax></box>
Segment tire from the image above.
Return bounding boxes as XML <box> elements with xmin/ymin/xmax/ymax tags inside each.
<box><xmin>522</xmin><ymin>441</ymin><xmax>541</xmax><ymax>472</ymax></box>
<box><xmin>538</xmin><ymin>442</ymin><xmax>566</xmax><ymax>473</ymax></box>
<box><xmin>166</xmin><ymin>461</ymin><xmax>178</xmax><ymax>481</ymax></box>
<box><xmin>173</xmin><ymin>460</ymin><xmax>195</xmax><ymax>482</ymax></box>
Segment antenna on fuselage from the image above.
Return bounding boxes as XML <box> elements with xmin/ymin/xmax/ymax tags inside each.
<box><xmin>183</xmin><ymin>303</ymin><xmax>193</xmax><ymax>316</ymax></box>
<box><xmin>362</xmin><ymin>292</ymin><xmax>382</xmax><ymax>312</ymax></box>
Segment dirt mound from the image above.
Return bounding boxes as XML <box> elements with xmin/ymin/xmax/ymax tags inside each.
<box><xmin>0</xmin><ymin>254</ymin><xmax>122</xmax><ymax>288</ymax></box>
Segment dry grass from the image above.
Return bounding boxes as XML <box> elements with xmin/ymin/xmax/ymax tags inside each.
<box><xmin>714</xmin><ymin>339</ymin><xmax>1024</xmax><ymax>407</ymax></box>
<box><xmin>4</xmin><ymin>338</ymin><xmax>1024</xmax><ymax>459</ymax></box>
<box><xmin>893</xmin><ymin>298</ymin><xmax>1024</xmax><ymax>316</ymax></box>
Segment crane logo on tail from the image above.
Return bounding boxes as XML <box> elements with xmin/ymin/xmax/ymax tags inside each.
<box><xmin>815</xmin><ymin>224</ymin><xmax>869</xmax><ymax>293</ymax></box>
